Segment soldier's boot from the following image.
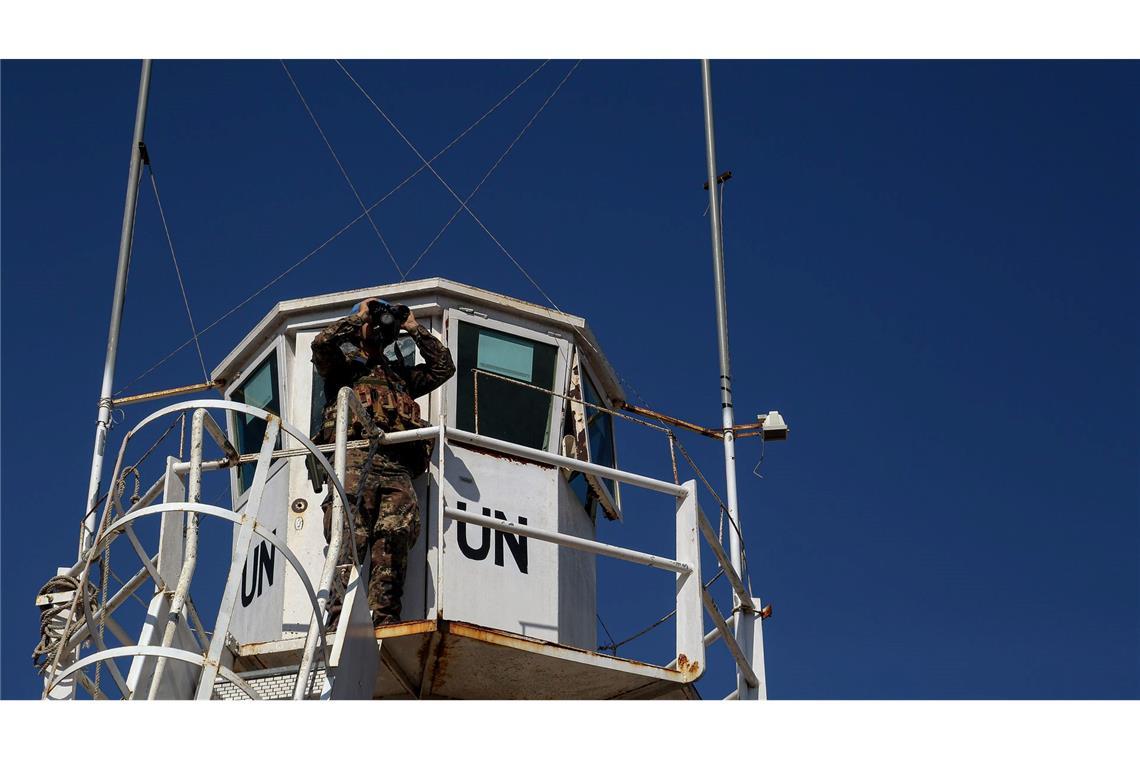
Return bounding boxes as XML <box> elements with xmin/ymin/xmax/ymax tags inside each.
<box><xmin>368</xmin><ymin>520</ymin><xmax>412</xmax><ymax>625</ymax></box>
<box><xmin>369</xmin><ymin>566</ymin><xmax>402</xmax><ymax>626</ymax></box>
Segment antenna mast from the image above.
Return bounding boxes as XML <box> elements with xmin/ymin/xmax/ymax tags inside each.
<box><xmin>700</xmin><ymin>59</ymin><xmax>765</xmax><ymax>699</ymax></box>
<box><xmin>80</xmin><ymin>59</ymin><xmax>153</xmax><ymax>558</ymax></box>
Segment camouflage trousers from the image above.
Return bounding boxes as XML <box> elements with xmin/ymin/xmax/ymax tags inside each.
<box><xmin>322</xmin><ymin>448</ymin><xmax>421</xmax><ymax>629</ymax></box>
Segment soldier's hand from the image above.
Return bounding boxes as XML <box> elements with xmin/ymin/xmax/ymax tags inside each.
<box><xmin>358</xmin><ymin>299</ymin><xmax>379</xmax><ymax>341</ymax></box>
<box><xmin>401</xmin><ymin>308</ymin><xmax>418</xmax><ymax>332</ymax></box>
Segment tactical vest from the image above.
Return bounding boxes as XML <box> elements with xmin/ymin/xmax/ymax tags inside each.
<box><xmin>316</xmin><ymin>363</ymin><xmax>431</xmax><ymax>476</ymax></box>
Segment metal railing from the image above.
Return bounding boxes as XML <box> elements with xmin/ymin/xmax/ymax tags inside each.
<box><xmin>472</xmin><ymin>367</ymin><xmax>764</xmax><ymax>695</ymax></box>
<box><xmin>42</xmin><ymin>391</ymin><xmax>372</xmax><ymax>700</ymax></box>
<box><xmin>45</xmin><ymin>385</ymin><xmax>761</xmax><ymax>698</ymax></box>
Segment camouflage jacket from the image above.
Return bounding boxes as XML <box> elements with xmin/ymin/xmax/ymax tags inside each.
<box><xmin>311</xmin><ymin>313</ymin><xmax>455</xmax><ymax>460</ymax></box>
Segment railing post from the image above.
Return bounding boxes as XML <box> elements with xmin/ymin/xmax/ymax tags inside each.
<box><xmin>436</xmin><ymin>420</ymin><xmax>447</xmax><ymax>618</ymax></box>
<box><xmin>297</xmin><ymin>387</ymin><xmax>371</xmax><ymax>698</ymax></box>
<box><xmin>674</xmin><ymin>480</ymin><xmax>703</xmax><ymax>676</ymax></box>
<box><xmin>737</xmin><ymin>596</ymin><xmax>768</xmax><ymax>700</ymax></box>
<box><xmin>193</xmin><ymin>415</ymin><xmax>280</xmax><ymax>699</ymax></box>
<box><xmin>147</xmin><ymin>408</ymin><xmax>205</xmax><ymax>698</ymax></box>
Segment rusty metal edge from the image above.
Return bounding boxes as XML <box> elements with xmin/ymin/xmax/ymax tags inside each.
<box><xmin>235</xmin><ymin>619</ymin><xmax>437</xmax><ymax>664</ymax></box>
<box><xmin>444</xmin><ymin>619</ymin><xmax>699</xmax><ymax>684</ymax></box>
<box><xmin>418</xmin><ymin>620</ymin><xmax>446</xmax><ymax>699</ymax></box>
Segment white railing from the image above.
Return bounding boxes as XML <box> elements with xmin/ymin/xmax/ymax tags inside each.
<box><xmin>42</xmin><ymin>394</ymin><xmax>368</xmax><ymax>700</ymax></box>
<box><xmin>43</xmin><ymin>385</ymin><xmax>761</xmax><ymax>698</ymax></box>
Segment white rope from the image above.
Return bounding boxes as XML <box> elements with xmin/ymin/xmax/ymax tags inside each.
<box><xmin>147</xmin><ymin>166</ymin><xmax>210</xmax><ymax>383</ymax></box>
<box><xmin>280</xmin><ymin>60</ymin><xmax>404</xmax><ymax>279</ymax></box>
<box><xmin>114</xmin><ymin>61</ymin><xmax>549</xmax><ymax>396</ymax></box>
<box><xmin>402</xmin><ymin>61</ymin><xmax>582</xmax><ymax>279</ymax></box>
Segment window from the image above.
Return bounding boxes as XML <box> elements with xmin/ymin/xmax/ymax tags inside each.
<box><xmin>567</xmin><ymin>470</ymin><xmax>597</xmax><ymax>520</ymax></box>
<box><xmin>565</xmin><ymin>364</ymin><xmax>620</xmax><ymax>520</ymax></box>
<box><xmin>309</xmin><ymin>363</ymin><xmax>326</xmax><ymax>441</ymax></box>
<box><xmin>455</xmin><ymin>321</ymin><xmax>557</xmax><ymax>449</ymax></box>
<box><xmin>581</xmin><ymin>370</ymin><xmax>617</xmax><ymax>500</ymax></box>
<box><xmin>231</xmin><ymin>353</ymin><xmax>281</xmax><ymax>493</ymax></box>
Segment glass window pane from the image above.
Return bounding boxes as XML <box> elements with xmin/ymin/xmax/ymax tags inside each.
<box><xmin>455</xmin><ymin>321</ymin><xmax>557</xmax><ymax>449</ymax></box>
<box><xmin>309</xmin><ymin>364</ymin><xmax>326</xmax><ymax>440</ymax></box>
<box><xmin>232</xmin><ymin>354</ymin><xmax>280</xmax><ymax>493</ymax></box>
<box><xmin>582</xmin><ymin>372</ymin><xmax>616</xmax><ymax>498</ymax></box>
<box><xmin>567</xmin><ymin>470</ymin><xmax>596</xmax><ymax>520</ymax></box>
<box><xmin>477</xmin><ymin>331</ymin><xmax>535</xmax><ymax>382</ymax></box>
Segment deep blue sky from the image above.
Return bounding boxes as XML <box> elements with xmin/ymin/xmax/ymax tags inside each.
<box><xmin>2</xmin><ymin>60</ymin><xmax>1136</xmax><ymax>700</ymax></box>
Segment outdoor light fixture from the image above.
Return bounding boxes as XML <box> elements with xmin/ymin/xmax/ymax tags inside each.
<box><xmin>759</xmin><ymin>410</ymin><xmax>788</xmax><ymax>441</ymax></box>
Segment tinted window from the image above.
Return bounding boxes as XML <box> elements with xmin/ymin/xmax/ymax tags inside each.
<box><xmin>309</xmin><ymin>364</ymin><xmax>326</xmax><ymax>440</ymax></box>
<box><xmin>232</xmin><ymin>354</ymin><xmax>280</xmax><ymax>493</ymax></box>
<box><xmin>582</xmin><ymin>371</ymin><xmax>617</xmax><ymax>499</ymax></box>
<box><xmin>568</xmin><ymin>471</ymin><xmax>597</xmax><ymax>520</ymax></box>
<box><xmin>455</xmin><ymin>322</ymin><xmax>557</xmax><ymax>449</ymax></box>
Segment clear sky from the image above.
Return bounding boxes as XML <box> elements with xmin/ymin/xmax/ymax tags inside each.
<box><xmin>2</xmin><ymin>59</ymin><xmax>1136</xmax><ymax>700</ymax></box>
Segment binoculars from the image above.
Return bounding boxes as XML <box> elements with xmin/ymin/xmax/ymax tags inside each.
<box><xmin>365</xmin><ymin>300</ymin><xmax>410</xmax><ymax>345</ymax></box>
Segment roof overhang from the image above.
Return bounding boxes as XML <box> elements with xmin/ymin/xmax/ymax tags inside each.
<box><xmin>211</xmin><ymin>277</ymin><xmax>625</xmax><ymax>404</ymax></box>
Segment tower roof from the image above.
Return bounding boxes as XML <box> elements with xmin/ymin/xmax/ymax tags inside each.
<box><xmin>211</xmin><ymin>277</ymin><xmax>625</xmax><ymax>404</ymax></box>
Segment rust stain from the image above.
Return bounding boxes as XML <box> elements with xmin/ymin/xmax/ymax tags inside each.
<box><xmin>451</xmin><ymin>441</ymin><xmax>554</xmax><ymax>469</ymax></box>
<box><xmin>672</xmin><ymin>653</ymin><xmax>701</xmax><ymax>677</ymax></box>
<box><xmin>428</xmin><ymin>620</ymin><xmax>451</xmax><ymax>693</ymax></box>
<box><xmin>447</xmin><ymin>620</ymin><xmax>685</xmax><ymax>673</ymax></box>
<box><xmin>372</xmin><ymin>618</ymin><xmax>435</xmax><ymax>640</ymax></box>
<box><xmin>413</xmin><ymin>623</ymin><xmax>436</xmax><ymax>663</ymax></box>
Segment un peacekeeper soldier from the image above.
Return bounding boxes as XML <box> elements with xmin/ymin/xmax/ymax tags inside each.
<box><xmin>311</xmin><ymin>299</ymin><xmax>455</xmax><ymax>627</ymax></box>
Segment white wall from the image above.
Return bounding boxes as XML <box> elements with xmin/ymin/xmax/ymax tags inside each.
<box><xmin>441</xmin><ymin>445</ymin><xmax>560</xmax><ymax>640</ymax></box>
<box><xmin>557</xmin><ymin>475</ymin><xmax>597</xmax><ymax>649</ymax></box>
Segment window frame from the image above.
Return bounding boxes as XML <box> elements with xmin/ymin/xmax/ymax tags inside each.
<box><xmin>225</xmin><ymin>335</ymin><xmax>289</xmax><ymax>509</ymax></box>
<box><xmin>446</xmin><ymin>309</ymin><xmax>570</xmax><ymax>456</ymax></box>
<box><xmin>575</xmin><ymin>355</ymin><xmax>622</xmax><ymax>521</ymax></box>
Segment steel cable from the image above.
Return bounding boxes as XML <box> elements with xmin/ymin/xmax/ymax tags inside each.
<box><xmin>146</xmin><ymin>165</ymin><xmax>210</xmax><ymax>383</ymax></box>
<box><xmin>114</xmin><ymin>61</ymin><xmax>550</xmax><ymax>396</ymax></box>
<box><xmin>280</xmin><ymin>60</ymin><xmax>405</xmax><ymax>279</ymax></box>
<box><xmin>335</xmin><ymin>59</ymin><xmax>594</xmax><ymax>356</ymax></box>
<box><xmin>401</xmin><ymin>60</ymin><xmax>583</xmax><ymax>279</ymax></box>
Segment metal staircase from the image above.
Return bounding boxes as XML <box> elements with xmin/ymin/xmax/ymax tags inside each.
<box><xmin>38</xmin><ymin>390</ymin><xmax>373</xmax><ymax>700</ymax></box>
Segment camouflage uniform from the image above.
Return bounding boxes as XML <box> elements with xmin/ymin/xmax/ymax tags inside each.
<box><xmin>311</xmin><ymin>312</ymin><xmax>454</xmax><ymax>627</ymax></box>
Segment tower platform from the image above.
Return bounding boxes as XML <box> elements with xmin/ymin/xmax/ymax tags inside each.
<box><xmin>233</xmin><ymin>618</ymin><xmax>699</xmax><ymax>700</ymax></box>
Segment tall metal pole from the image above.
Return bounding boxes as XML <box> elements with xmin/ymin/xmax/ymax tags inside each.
<box><xmin>80</xmin><ymin>59</ymin><xmax>153</xmax><ymax>559</ymax></box>
<box><xmin>701</xmin><ymin>59</ymin><xmax>763</xmax><ymax>699</ymax></box>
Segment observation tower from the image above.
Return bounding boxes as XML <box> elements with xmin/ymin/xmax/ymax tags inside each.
<box><xmin>35</xmin><ymin>278</ymin><xmax>775</xmax><ymax>700</ymax></box>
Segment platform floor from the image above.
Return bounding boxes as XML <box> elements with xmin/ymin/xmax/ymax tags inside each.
<box><xmin>234</xmin><ymin>618</ymin><xmax>700</xmax><ymax>700</ymax></box>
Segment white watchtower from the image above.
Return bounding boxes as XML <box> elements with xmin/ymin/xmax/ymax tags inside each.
<box><xmin>38</xmin><ymin>278</ymin><xmax>768</xmax><ymax>700</ymax></box>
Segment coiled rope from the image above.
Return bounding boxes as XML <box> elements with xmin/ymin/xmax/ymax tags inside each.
<box><xmin>32</xmin><ymin>575</ymin><xmax>96</xmax><ymax>675</ymax></box>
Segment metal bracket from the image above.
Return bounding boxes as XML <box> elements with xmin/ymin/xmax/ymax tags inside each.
<box><xmin>702</xmin><ymin>170</ymin><xmax>733</xmax><ymax>189</ymax></box>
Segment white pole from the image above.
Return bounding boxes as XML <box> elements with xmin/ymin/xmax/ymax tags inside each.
<box><xmin>81</xmin><ymin>59</ymin><xmax>153</xmax><ymax>559</ymax></box>
<box><xmin>700</xmin><ymin>59</ymin><xmax>765</xmax><ymax>699</ymax></box>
